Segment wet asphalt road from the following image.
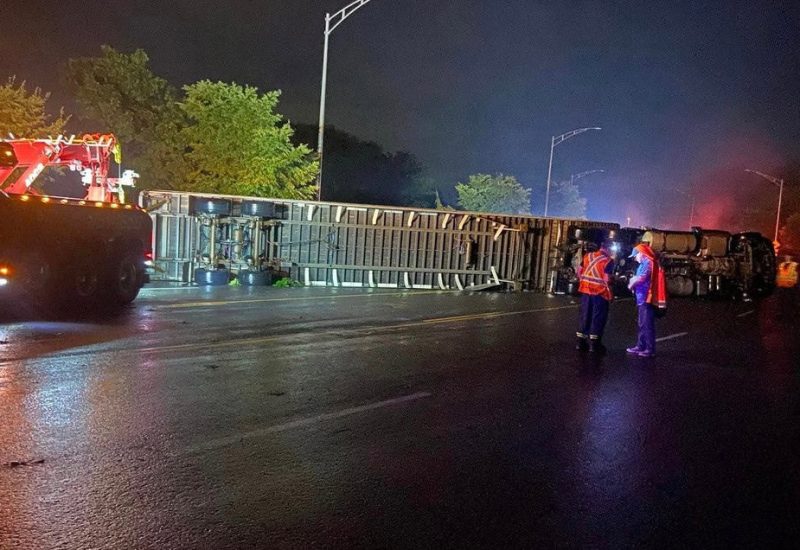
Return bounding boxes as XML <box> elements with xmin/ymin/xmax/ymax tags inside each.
<box><xmin>1</xmin><ymin>285</ymin><xmax>798</xmax><ymax>549</ymax></box>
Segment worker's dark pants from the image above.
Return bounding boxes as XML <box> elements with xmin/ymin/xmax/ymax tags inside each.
<box><xmin>577</xmin><ymin>294</ymin><xmax>610</xmax><ymax>339</ymax></box>
<box><xmin>637</xmin><ymin>303</ymin><xmax>656</xmax><ymax>353</ymax></box>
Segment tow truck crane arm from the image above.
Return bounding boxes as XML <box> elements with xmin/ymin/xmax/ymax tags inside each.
<box><xmin>0</xmin><ymin>133</ymin><xmax>137</xmax><ymax>203</ymax></box>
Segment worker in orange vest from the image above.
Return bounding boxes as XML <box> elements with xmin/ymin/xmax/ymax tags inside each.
<box><xmin>575</xmin><ymin>240</ymin><xmax>615</xmax><ymax>353</ymax></box>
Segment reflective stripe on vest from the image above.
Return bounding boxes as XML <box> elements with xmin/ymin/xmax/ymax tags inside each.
<box><xmin>776</xmin><ymin>262</ymin><xmax>798</xmax><ymax>288</ymax></box>
<box><xmin>578</xmin><ymin>252</ymin><xmax>612</xmax><ymax>300</ymax></box>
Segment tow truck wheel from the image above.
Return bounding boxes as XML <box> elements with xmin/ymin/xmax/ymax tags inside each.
<box><xmin>195</xmin><ymin>268</ymin><xmax>229</xmax><ymax>286</ymax></box>
<box><xmin>17</xmin><ymin>252</ymin><xmax>52</xmax><ymax>297</ymax></box>
<box><xmin>70</xmin><ymin>259</ymin><xmax>100</xmax><ymax>303</ymax></box>
<box><xmin>237</xmin><ymin>269</ymin><xmax>269</xmax><ymax>286</ymax></box>
<box><xmin>107</xmin><ymin>252</ymin><xmax>145</xmax><ymax>305</ymax></box>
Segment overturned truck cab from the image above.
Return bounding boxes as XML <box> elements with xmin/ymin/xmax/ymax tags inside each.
<box><xmin>641</xmin><ymin>228</ymin><xmax>775</xmax><ymax>298</ymax></box>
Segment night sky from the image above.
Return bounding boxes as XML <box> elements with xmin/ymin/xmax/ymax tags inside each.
<box><xmin>2</xmin><ymin>0</ymin><xmax>799</xmax><ymax>230</ymax></box>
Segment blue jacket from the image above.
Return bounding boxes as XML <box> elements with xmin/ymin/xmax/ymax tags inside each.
<box><xmin>633</xmin><ymin>257</ymin><xmax>652</xmax><ymax>306</ymax></box>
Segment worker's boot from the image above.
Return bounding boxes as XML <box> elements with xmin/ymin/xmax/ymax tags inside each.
<box><xmin>575</xmin><ymin>337</ymin><xmax>589</xmax><ymax>351</ymax></box>
<box><xmin>589</xmin><ymin>338</ymin><xmax>606</xmax><ymax>354</ymax></box>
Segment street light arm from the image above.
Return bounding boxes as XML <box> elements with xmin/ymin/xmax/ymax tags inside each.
<box><xmin>327</xmin><ymin>0</ymin><xmax>373</xmax><ymax>34</ymax></box>
<box><xmin>553</xmin><ymin>126</ymin><xmax>602</xmax><ymax>147</ymax></box>
<box><xmin>745</xmin><ymin>168</ymin><xmax>782</xmax><ymax>188</ymax></box>
<box><xmin>543</xmin><ymin>126</ymin><xmax>601</xmax><ymax>217</ymax></box>
<box><xmin>570</xmin><ymin>169</ymin><xmax>604</xmax><ymax>183</ymax></box>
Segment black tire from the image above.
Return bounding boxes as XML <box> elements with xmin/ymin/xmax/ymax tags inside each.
<box><xmin>66</xmin><ymin>258</ymin><xmax>101</xmax><ymax>305</ymax></box>
<box><xmin>195</xmin><ymin>268</ymin><xmax>229</xmax><ymax>286</ymax></box>
<box><xmin>190</xmin><ymin>197</ymin><xmax>232</xmax><ymax>217</ymax></box>
<box><xmin>16</xmin><ymin>251</ymin><xmax>53</xmax><ymax>299</ymax></box>
<box><xmin>237</xmin><ymin>269</ymin><xmax>269</xmax><ymax>286</ymax></box>
<box><xmin>240</xmin><ymin>200</ymin><xmax>275</xmax><ymax>219</ymax></box>
<box><xmin>106</xmin><ymin>252</ymin><xmax>146</xmax><ymax>305</ymax></box>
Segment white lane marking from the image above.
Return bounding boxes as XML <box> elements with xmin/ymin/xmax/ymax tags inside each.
<box><xmin>737</xmin><ymin>310</ymin><xmax>755</xmax><ymax>318</ymax></box>
<box><xmin>185</xmin><ymin>392</ymin><xmax>432</xmax><ymax>454</ymax></box>
<box><xmin>656</xmin><ymin>332</ymin><xmax>689</xmax><ymax>343</ymax></box>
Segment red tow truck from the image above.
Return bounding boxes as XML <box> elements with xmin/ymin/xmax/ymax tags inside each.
<box><xmin>0</xmin><ymin>134</ymin><xmax>152</xmax><ymax>309</ymax></box>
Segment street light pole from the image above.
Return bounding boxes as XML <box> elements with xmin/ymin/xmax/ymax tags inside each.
<box><xmin>673</xmin><ymin>188</ymin><xmax>696</xmax><ymax>228</ymax></box>
<box><xmin>543</xmin><ymin>127</ymin><xmax>601</xmax><ymax>217</ymax></box>
<box><xmin>316</xmin><ymin>0</ymin><xmax>374</xmax><ymax>201</ymax></box>
<box><xmin>745</xmin><ymin>169</ymin><xmax>785</xmax><ymax>244</ymax></box>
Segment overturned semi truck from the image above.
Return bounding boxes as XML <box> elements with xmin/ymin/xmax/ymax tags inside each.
<box><xmin>640</xmin><ymin>228</ymin><xmax>775</xmax><ymax>298</ymax></box>
<box><xmin>554</xmin><ymin>225</ymin><xmax>776</xmax><ymax>299</ymax></box>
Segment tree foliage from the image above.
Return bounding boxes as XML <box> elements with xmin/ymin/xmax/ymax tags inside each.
<box><xmin>455</xmin><ymin>173</ymin><xmax>531</xmax><ymax>214</ymax></box>
<box><xmin>548</xmin><ymin>179</ymin><xmax>587</xmax><ymax>219</ymax></box>
<box><xmin>65</xmin><ymin>46</ymin><xmax>316</xmax><ymax>198</ymax></box>
<box><xmin>434</xmin><ymin>189</ymin><xmax>455</xmax><ymax>211</ymax></box>
<box><xmin>181</xmin><ymin>81</ymin><xmax>317</xmax><ymax>198</ymax></box>
<box><xmin>64</xmin><ymin>46</ymin><xmax>184</xmax><ymax>190</ymax></box>
<box><xmin>0</xmin><ymin>77</ymin><xmax>68</xmax><ymax>138</ymax></box>
<box><xmin>293</xmin><ymin>124</ymin><xmax>433</xmax><ymax>206</ymax></box>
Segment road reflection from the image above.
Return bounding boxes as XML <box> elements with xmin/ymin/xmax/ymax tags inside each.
<box><xmin>0</xmin><ymin>307</ymin><xmax>167</xmax><ymax>362</ymax></box>
<box><xmin>0</xmin><ymin>351</ymin><xmax>177</xmax><ymax>547</ymax></box>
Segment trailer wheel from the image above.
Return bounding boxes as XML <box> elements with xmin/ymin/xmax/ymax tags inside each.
<box><xmin>107</xmin><ymin>252</ymin><xmax>145</xmax><ymax>305</ymax></box>
<box><xmin>237</xmin><ymin>269</ymin><xmax>270</xmax><ymax>286</ymax></box>
<box><xmin>190</xmin><ymin>197</ymin><xmax>231</xmax><ymax>216</ymax></box>
<box><xmin>240</xmin><ymin>200</ymin><xmax>275</xmax><ymax>218</ymax></box>
<box><xmin>195</xmin><ymin>268</ymin><xmax>229</xmax><ymax>286</ymax></box>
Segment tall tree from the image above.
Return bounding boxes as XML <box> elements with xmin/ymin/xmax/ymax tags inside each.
<box><xmin>292</xmin><ymin>124</ymin><xmax>432</xmax><ymax>206</ymax></box>
<box><xmin>455</xmin><ymin>173</ymin><xmax>531</xmax><ymax>214</ymax></box>
<box><xmin>548</xmin><ymin>179</ymin><xmax>587</xmax><ymax>219</ymax></box>
<box><xmin>65</xmin><ymin>47</ymin><xmax>317</xmax><ymax>198</ymax></box>
<box><xmin>0</xmin><ymin>77</ymin><xmax>68</xmax><ymax>137</ymax></box>
<box><xmin>64</xmin><ymin>46</ymin><xmax>185</xmax><ymax>190</ymax></box>
<box><xmin>398</xmin><ymin>174</ymin><xmax>438</xmax><ymax>208</ymax></box>
<box><xmin>181</xmin><ymin>80</ymin><xmax>317</xmax><ymax>198</ymax></box>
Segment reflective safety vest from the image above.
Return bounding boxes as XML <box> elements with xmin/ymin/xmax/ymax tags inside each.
<box><xmin>776</xmin><ymin>261</ymin><xmax>798</xmax><ymax>288</ymax></box>
<box><xmin>578</xmin><ymin>251</ymin><xmax>613</xmax><ymax>300</ymax></box>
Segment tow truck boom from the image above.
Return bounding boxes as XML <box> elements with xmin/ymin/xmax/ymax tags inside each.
<box><xmin>0</xmin><ymin>133</ymin><xmax>137</xmax><ymax>203</ymax></box>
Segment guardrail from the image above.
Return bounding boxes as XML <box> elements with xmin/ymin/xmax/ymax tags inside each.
<box><xmin>140</xmin><ymin>190</ymin><xmax>618</xmax><ymax>291</ymax></box>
